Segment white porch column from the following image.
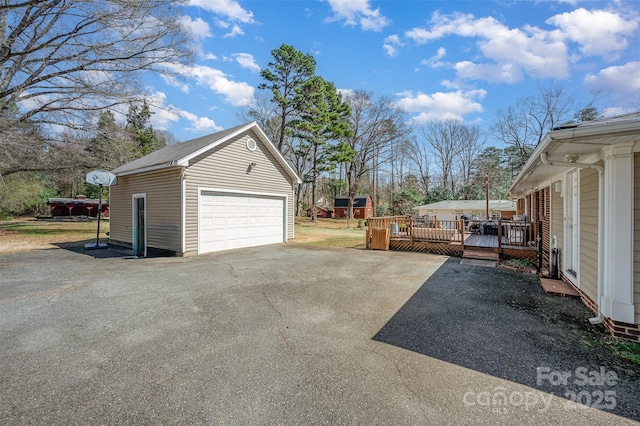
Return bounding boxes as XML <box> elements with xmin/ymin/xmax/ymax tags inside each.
<box><xmin>601</xmin><ymin>143</ymin><xmax>635</xmax><ymax>323</ymax></box>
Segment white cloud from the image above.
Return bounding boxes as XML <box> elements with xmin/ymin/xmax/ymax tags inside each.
<box><xmin>395</xmin><ymin>89</ymin><xmax>486</xmax><ymax>124</ymax></box>
<box><xmin>337</xmin><ymin>88</ymin><xmax>355</xmax><ymax>99</ymax></box>
<box><xmin>223</xmin><ymin>24</ymin><xmax>245</xmax><ymax>38</ymax></box>
<box><xmin>177</xmin><ymin>110</ymin><xmax>223</xmax><ymax>133</ymax></box>
<box><xmin>233</xmin><ymin>53</ymin><xmax>260</xmax><ymax>72</ymax></box>
<box><xmin>405</xmin><ymin>12</ymin><xmax>570</xmax><ymax>82</ymax></box>
<box><xmin>179</xmin><ymin>15</ymin><xmax>211</xmax><ymax>40</ymax></box>
<box><xmin>145</xmin><ymin>91</ymin><xmax>223</xmax><ymax>134</ymax></box>
<box><xmin>164</xmin><ymin>63</ymin><xmax>255</xmax><ymax>107</ymax></box>
<box><xmin>420</xmin><ymin>47</ymin><xmax>447</xmax><ymax>68</ymax></box>
<box><xmin>383</xmin><ymin>34</ymin><xmax>402</xmax><ymax>57</ymax></box>
<box><xmin>324</xmin><ymin>0</ymin><xmax>390</xmax><ymax>31</ymax></box>
<box><xmin>454</xmin><ymin>61</ymin><xmax>522</xmax><ymax>83</ymax></box>
<box><xmin>160</xmin><ymin>74</ymin><xmax>190</xmax><ymax>93</ymax></box>
<box><xmin>585</xmin><ymin>62</ymin><xmax>640</xmax><ymax>104</ymax></box>
<box><xmin>203</xmin><ymin>53</ymin><xmax>218</xmax><ymax>60</ymax></box>
<box><xmin>546</xmin><ymin>8</ymin><xmax>637</xmax><ymax>58</ymax></box>
<box><xmin>188</xmin><ymin>0</ymin><xmax>254</xmax><ymax>23</ymax></box>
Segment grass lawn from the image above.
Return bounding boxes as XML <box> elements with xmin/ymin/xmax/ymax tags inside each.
<box><xmin>0</xmin><ymin>216</ymin><xmax>366</xmax><ymax>253</ymax></box>
<box><xmin>0</xmin><ymin>218</ymin><xmax>109</xmax><ymax>253</ymax></box>
<box><xmin>294</xmin><ymin>217</ymin><xmax>367</xmax><ymax>249</ymax></box>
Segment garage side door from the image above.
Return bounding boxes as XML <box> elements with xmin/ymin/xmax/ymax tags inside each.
<box><xmin>199</xmin><ymin>191</ymin><xmax>285</xmax><ymax>253</ymax></box>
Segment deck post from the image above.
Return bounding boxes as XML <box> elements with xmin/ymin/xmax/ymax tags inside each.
<box><xmin>460</xmin><ymin>219</ymin><xmax>465</xmax><ymax>250</ymax></box>
<box><xmin>409</xmin><ymin>216</ymin><xmax>413</xmax><ymax>247</ymax></box>
<box><xmin>497</xmin><ymin>219</ymin><xmax>502</xmax><ymax>250</ymax></box>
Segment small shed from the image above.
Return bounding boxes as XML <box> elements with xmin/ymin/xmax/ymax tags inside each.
<box><xmin>48</xmin><ymin>195</ymin><xmax>109</xmax><ymax>218</ymax></box>
<box><xmin>333</xmin><ymin>195</ymin><xmax>373</xmax><ymax>219</ymax></box>
<box><xmin>306</xmin><ymin>206</ymin><xmax>333</xmax><ymax>218</ymax></box>
<box><xmin>412</xmin><ymin>200</ymin><xmax>517</xmax><ymax>220</ymax></box>
<box><xmin>109</xmin><ymin>122</ymin><xmax>301</xmax><ymax>257</ymax></box>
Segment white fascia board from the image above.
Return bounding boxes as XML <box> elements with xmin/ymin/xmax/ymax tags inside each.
<box><xmin>179</xmin><ymin>122</ymin><xmax>254</xmax><ymax>165</ymax></box>
<box><xmin>508</xmin><ymin>117</ymin><xmax>640</xmax><ymax>198</ymax></box>
<box><xmin>115</xmin><ymin>164</ymin><xmax>181</xmax><ymax>177</ymax></box>
<box><xmin>550</xmin><ymin>119</ymin><xmax>639</xmax><ymax>142</ymax></box>
<box><xmin>177</xmin><ymin>122</ymin><xmax>302</xmax><ymax>185</ymax></box>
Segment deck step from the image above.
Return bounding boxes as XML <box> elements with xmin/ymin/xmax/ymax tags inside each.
<box><xmin>539</xmin><ymin>278</ymin><xmax>580</xmax><ymax>298</ymax></box>
<box><xmin>463</xmin><ymin>250</ymin><xmax>499</xmax><ymax>261</ymax></box>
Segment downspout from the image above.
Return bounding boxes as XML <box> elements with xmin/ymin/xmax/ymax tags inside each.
<box><xmin>540</xmin><ymin>153</ymin><xmax>605</xmax><ymax>324</ymax></box>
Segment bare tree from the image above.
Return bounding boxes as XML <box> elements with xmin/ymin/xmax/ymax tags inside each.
<box><xmin>287</xmin><ymin>135</ymin><xmax>314</xmax><ymax>216</ymax></box>
<box><xmin>492</xmin><ymin>82</ymin><xmax>574</xmax><ymax>165</ymax></box>
<box><xmin>455</xmin><ymin>124</ymin><xmax>484</xmax><ymax>199</ymax></box>
<box><xmin>1</xmin><ymin>0</ymin><xmax>193</xmax><ymax>129</ymax></box>
<box><xmin>236</xmin><ymin>93</ymin><xmax>282</xmax><ymax>145</ymax></box>
<box><xmin>405</xmin><ymin>136</ymin><xmax>431</xmax><ymax>199</ymax></box>
<box><xmin>0</xmin><ymin>107</ymin><xmax>48</xmax><ymax>176</ymax></box>
<box><xmin>491</xmin><ymin>105</ymin><xmax>532</xmax><ymax>166</ymax></box>
<box><xmin>342</xmin><ymin>91</ymin><xmax>411</xmax><ymax>220</ymax></box>
<box><xmin>420</xmin><ymin>119</ymin><xmax>466</xmax><ymax>194</ymax></box>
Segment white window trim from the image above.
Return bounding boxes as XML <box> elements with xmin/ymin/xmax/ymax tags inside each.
<box><xmin>563</xmin><ymin>170</ymin><xmax>580</xmax><ymax>286</ymax></box>
<box><xmin>132</xmin><ymin>193</ymin><xmax>147</xmax><ymax>258</ymax></box>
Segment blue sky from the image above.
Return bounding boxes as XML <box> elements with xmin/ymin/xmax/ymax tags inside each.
<box><xmin>146</xmin><ymin>0</ymin><xmax>640</xmax><ymax>142</ymax></box>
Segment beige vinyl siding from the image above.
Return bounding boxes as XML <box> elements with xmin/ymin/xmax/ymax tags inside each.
<box><xmin>551</xmin><ymin>180</ymin><xmax>564</xmax><ymax>272</ymax></box>
<box><xmin>580</xmin><ymin>167</ymin><xmax>599</xmax><ymax>304</ymax></box>
<box><xmin>109</xmin><ymin>169</ymin><xmax>182</xmax><ymax>252</ymax></box>
<box><xmin>184</xmin><ymin>129</ymin><xmax>295</xmax><ymax>255</ymax></box>
<box><xmin>634</xmin><ymin>153</ymin><xmax>640</xmax><ymax>325</ymax></box>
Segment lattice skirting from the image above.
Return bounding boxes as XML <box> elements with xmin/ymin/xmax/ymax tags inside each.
<box><xmin>388</xmin><ymin>240</ymin><xmax>538</xmax><ymax>261</ymax></box>
<box><xmin>389</xmin><ymin>240</ymin><xmax>463</xmax><ymax>256</ymax></box>
<box><xmin>501</xmin><ymin>248</ymin><xmax>537</xmax><ymax>261</ymax></box>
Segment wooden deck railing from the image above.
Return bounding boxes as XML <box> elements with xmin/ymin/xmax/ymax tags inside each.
<box><xmin>496</xmin><ymin>220</ymin><xmax>539</xmax><ymax>249</ymax></box>
<box><xmin>366</xmin><ymin>216</ymin><xmax>540</xmax><ymax>251</ymax></box>
<box><xmin>366</xmin><ymin>216</ymin><xmax>465</xmax><ymax>249</ymax></box>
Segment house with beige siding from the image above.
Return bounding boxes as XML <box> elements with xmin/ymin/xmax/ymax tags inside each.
<box><xmin>109</xmin><ymin>122</ymin><xmax>301</xmax><ymax>257</ymax></box>
<box><xmin>412</xmin><ymin>200</ymin><xmax>516</xmax><ymax>221</ymax></box>
<box><xmin>507</xmin><ymin>112</ymin><xmax>640</xmax><ymax>342</ymax></box>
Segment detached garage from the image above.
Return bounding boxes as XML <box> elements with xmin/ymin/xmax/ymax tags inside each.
<box><xmin>109</xmin><ymin>122</ymin><xmax>301</xmax><ymax>256</ymax></box>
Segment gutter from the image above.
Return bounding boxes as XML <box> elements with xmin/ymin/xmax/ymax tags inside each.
<box><xmin>539</xmin><ymin>153</ymin><xmax>605</xmax><ymax>324</ymax></box>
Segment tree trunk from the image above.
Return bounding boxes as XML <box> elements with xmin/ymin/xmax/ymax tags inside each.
<box><xmin>312</xmin><ymin>142</ymin><xmax>318</xmax><ymax>225</ymax></box>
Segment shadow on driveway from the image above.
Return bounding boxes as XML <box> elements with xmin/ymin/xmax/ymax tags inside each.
<box><xmin>53</xmin><ymin>242</ymin><xmax>175</xmax><ymax>259</ymax></box>
<box><xmin>373</xmin><ymin>257</ymin><xmax>640</xmax><ymax>421</ymax></box>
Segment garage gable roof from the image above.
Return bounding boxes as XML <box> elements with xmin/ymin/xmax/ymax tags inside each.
<box><xmin>111</xmin><ymin>122</ymin><xmax>301</xmax><ymax>183</ymax></box>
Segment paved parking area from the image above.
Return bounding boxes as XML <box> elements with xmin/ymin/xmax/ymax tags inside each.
<box><xmin>1</xmin><ymin>244</ymin><xmax>638</xmax><ymax>424</ymax></box>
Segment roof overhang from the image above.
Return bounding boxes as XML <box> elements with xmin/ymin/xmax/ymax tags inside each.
<box><xmin>112</xmin><ymin>122</ymin><xmax>302</xmax><ymax>184</ymax></box>
<box><xmin>507</xmin><ymin>115</ymin><xmax>640</xmax><ymax>198</ymax></box>
<box><xmin>178</xmin><ymin>122</ymin><xmax>301</xmax><ymax>184</ymax></box>
<box><xmin>114</xmin><ymin>163</ymin><xmax>182</xmax><ymax>177</ymax></box>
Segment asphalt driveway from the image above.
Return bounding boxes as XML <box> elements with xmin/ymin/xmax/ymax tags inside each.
<box><xmin>1</xmin><ymin>244</ymin><xmax>638</xmax><ymax>424</ymax></box>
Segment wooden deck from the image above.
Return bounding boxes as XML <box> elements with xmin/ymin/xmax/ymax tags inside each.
<box><xmin>463</xmin><ymin>233</ymin><xmax>537</xmax><ymax>250</ymax></box>
<box><xmin>464</xmin><ymin>233</ymin><xmax>500</xmax><ymax>248</ymax></box>
<box><xmin>366</xmin><ymin>216</ymin><xmax>540</xmax><ymax>263</ymax></box>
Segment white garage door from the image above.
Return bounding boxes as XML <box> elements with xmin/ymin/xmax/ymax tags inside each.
<box><xmin>199</xmin><ymin>191</ymin><xmax>285</xmax><ymax>253</ymax></box>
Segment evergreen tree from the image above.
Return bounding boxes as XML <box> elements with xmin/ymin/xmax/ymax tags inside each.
<box><xmin>290</xmin><ymin>77</ymin><xmax>353</xmax><ymax>223</ymax></box>
<box><xmin>259</xmin><ymin>44</ymin><xmax>317</xmax><ymax>152</ymax></box>
<box><xmin>126</xmin><ymin>101</ymin><xmax>165</xmax><ymax>156</ymax></box>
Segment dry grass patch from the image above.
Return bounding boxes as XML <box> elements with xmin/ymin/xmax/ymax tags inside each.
<box><xmin>294</xmin><ymin>217</ymin><xmax>367</xmax><ymax>249</ymax></box>
<box><xmin>0</xmin><ymin>218</ymin><xmax>108</xmax><ymax>254</ymax></box>
<box><xmin>0</xmin><ymin>216</ymin><xmax>367</xmax><ymax>254</ymax></box>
